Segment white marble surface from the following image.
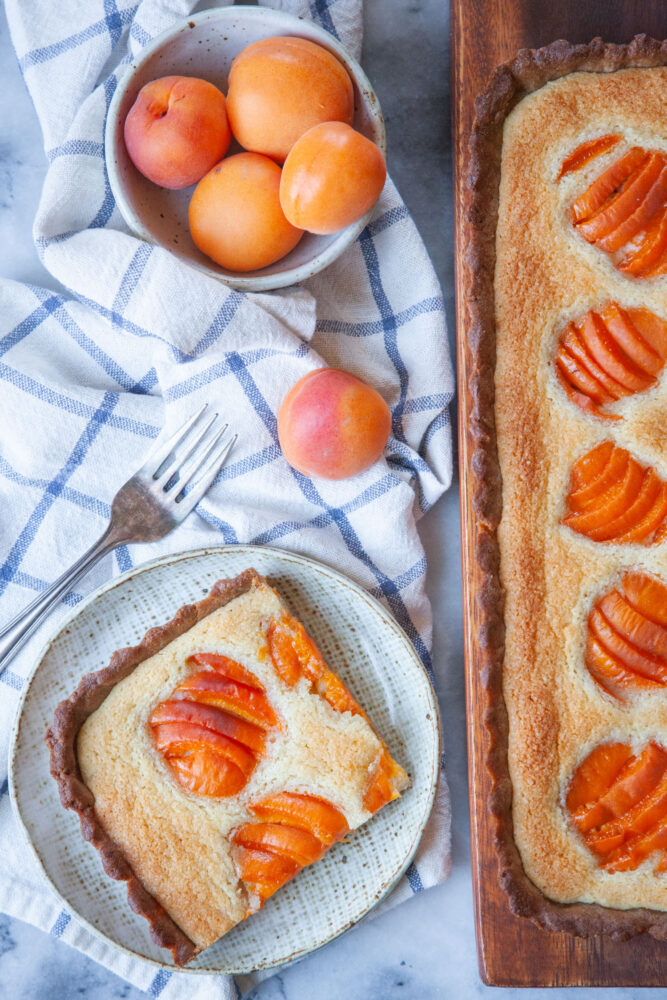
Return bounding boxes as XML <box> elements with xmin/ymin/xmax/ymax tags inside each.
<box><xmin>0</xmin><ymin>2</ymin><xmax>662</xmax><ymax>998</ymax></box>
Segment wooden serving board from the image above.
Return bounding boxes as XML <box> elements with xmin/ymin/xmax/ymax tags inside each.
<box><xmin>451</xmin><ymin>0</ymin><xmax>667</xmax><ymax>988</ymax></box>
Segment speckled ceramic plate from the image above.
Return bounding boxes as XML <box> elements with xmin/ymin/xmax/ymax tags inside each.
<box><xmin>9</xmin><ymin>545</ymin><xmax>440</xmax><ymax>974</ymax></box>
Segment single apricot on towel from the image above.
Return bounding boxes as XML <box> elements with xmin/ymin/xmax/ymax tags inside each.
<box><xmin>277</xmin><ymin>368</ymin><xmax>391</xmax><ymax>479</ymax></box>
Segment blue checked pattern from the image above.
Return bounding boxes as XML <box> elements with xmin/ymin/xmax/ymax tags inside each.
<box><xmin>1</xmin><ymin>0</ymin><xmax>453</xmax><ymax>997</ymax></box>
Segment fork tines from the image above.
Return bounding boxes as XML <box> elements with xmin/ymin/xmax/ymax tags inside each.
<box><xmin>144</xmin><ymin>405</ymin><xmax>236</xmax><ymax>506</ymax></box>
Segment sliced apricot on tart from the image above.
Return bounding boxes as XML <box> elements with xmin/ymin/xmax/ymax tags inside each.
<box><xmin>187</xmin><ymin>652</ymin><xmax>266</xmax><ymax>689</ymax></box>
<box><xmin>585</xmin><ymin>632</ymin><xmax>661</xmax><ymax>699</ymax></box>
<box><xmin>562</xmin><ymin>322</ymin><xmax>631</xmax><ymax>398</ymax></box>
<box><xmin>597</xmin><ymin>161</ymin><xmax>667</xmax><ymax>254</ymax></box>
<box><xmin>577</xmin><ymin>154</ymin><xmax>664</xmax><ymax>245</ymax></box>
<box><xmin>623</xmin><ymin>572</ymin><xmax>667</xmax><ymax>627</ymax></box>
<box><xmin>168</xmin><ymin>749</ymin><xmax>247</xmax><ymax>798</ymax></box>
<box><xmin>569</xmin><ymin>440</ymin><xmax>614</xmax><ymax>490</ymax></box>
<box><xmin>565</xmin><ymin>742</ymin><xmax>632</xmax><ymax>815</ymax></box>
<box><xmin>569</xmin><ymin>144</ymin><xmax>667</xmax><ymax>277</ymax></box>
<box><xmin>599</xmin><ymin>304</ymin><xmax>665</xmax><ymax>376</ymax></box>
<box><xmin>231</xmin><ymin>845</ymin><xmax>299</xmax><ymax>902</ymax></box>
<box><xmin>150</xmin><ymin>698</ymin><xmax>267</xmax><ymax>754</ymax></box>
<box><xmin>363</xmin><ymin>747</ymin><xmax>406</xmax><ymax>814</ymax></box>
<box><xmin>578</xmin><ymin>311</ymin><xmax>656</xmax><ymax>393</ymax></box>
<box><xmin>267</xmin><ymin>612</ymin><xmax>365</xmax><ymax>717</ymax></box>
<box><xmin>153</xmin><ymin>721</ymin><xmax>256</xmax><ymax>776</ymax></box>
<box><xmin>566</xmin><ymin>741</ymin><xmax>667</xmax><ymax>873</ymax></box>
<box><xmin>589</xmin><ymin>608</ymin><xmax>667</xmax><ymax>682</ymax></box>
<box><xmin>248</xmin><ymin>791</ymin><xmax>349</xmax><ymax>846</ymax></box>
<box><xmin>230</xmin><ymin>790</ymin><xmax>349</xmax><ymax>907</ymax></box>
<box><xmin>599</xmin><ymin>587</ymin><xmax>667</xmax><ymax>658</ymax></box>
<box><xmin>231</xmin><ymin>822</ymin><xmax>327</xmax><ymax>868</ymax></box>
<box><xmin>619</xmin><ymin>210</ymin><xmax>667</xmax><ymax>276</ymax></box>
<box><xmin>568</xmin><ymin>445</ymin><xmax>629</xmax><ymax>511</ymax></box>
<box><xmin>266</xmin><ymin>613</ymin><xmax>325</xmax><ymax>686</ymax></box>
<box><xmin>177</xmin><ymin>670</ymin><xmax>278</xmax><ymax>728</ymax></box>
<box><xmin>563</xmin><ymin>444</ymin><xmax>667</xmax><ymax>544</ymax></box>
<box><xmin>149</xmin><ymin>654</ymin><xmax>278</xmax><ymax>797</ymax></box>
<box><xmin>557</xmin><ymin>134</ymin><xmax>621</xmax><ymax>180</ymax></box>
<box><xmin>629</xmin><ymin>307</ymin><xmax>667</xmax><ymax>358</ymax></box>
<box><xmin>571</xmin><ymin>147</ymin><xmax>648</xmax><ymax>224</ymax></box>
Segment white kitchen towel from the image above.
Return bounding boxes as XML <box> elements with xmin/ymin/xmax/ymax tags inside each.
<box><xmin>1</xmin><ymin>0</ymin><xmax>454</xmax><ymax>997</ymax></box>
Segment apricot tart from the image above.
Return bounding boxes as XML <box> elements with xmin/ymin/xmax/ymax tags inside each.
<box><xmin>46</xmin><ymin>569</ymin><xmax>407</xmax><ymax>964</ymax></box>
<box><xmin>467</xmin><ymin>36</ymin><xmax>667</xmax><ymax>939</ymax></box>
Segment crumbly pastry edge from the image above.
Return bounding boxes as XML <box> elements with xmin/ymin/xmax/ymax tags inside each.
<box><xmin>466</xmin><ymin>34</ymin><xmax>667</xmax><ymax>941</ymax></box>
<box><xmin>45</xmin><ymin>567</ymin><xmax>264</xmax><ymax>966</ymax></box>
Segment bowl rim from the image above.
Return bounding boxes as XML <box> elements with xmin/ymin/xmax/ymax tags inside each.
<box><xmin>105</xmin><ymin>5</ymin><xmax>387</xmax><ymax>292</ymax></box>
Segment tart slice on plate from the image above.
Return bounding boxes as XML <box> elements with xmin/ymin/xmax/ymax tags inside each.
<box><xmin>46</xmin><ymin>568</ymin><xmax>408</xmax><ymax>965</ymax></box>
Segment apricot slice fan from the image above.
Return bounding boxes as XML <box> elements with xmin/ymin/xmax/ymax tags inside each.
<box><xmin>230</xmin><ymin>750</ymin><xmax>402</xmax><ymax>910</ymax></box>
<box><xmin>266</xmin><ymin>611</ymin><xmax>366</xmax><ymax>717</ymax></box>
<box><xmin>561</xmin><ymin>140</ymin><xmax>667</xmax><ymax>277</ymax></box>
<box><xmin>563</xmin><ymin>442</ymin><xmax>667</xmax><ymax>544</ymax></box>
<box><xmin>566</xmin><ymin>742</ymin><xmax>667</xmax><ymax>873</ymax></box>
<box><xmin>585</xmin><ymin>571</ymin><xmax>667</xmax><ymax>699</ymax></box>
<box><xmin>149</xmin><ymin>653</ymin><xmax>279</xmax><ymax>796</ymax></box>
<box><xmin>149</xmin><ymin>617</ymin><xmax>383</xmax><ymax>796</ymax></box>
<box><xmin>229</xmin><ymin>792</ymin><xmax>349</xmax><ymax>907</ymax></box>
<box><xmin>555</xmin><ymin>304</ymin><xmax>667</xmax><ymax>419</ymax></box>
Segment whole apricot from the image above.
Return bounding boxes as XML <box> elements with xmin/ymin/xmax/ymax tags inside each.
<box><xmin>188</xmin><ymin>152</ymin><xmax>303</xmax><ymax>272</ymax></box>
<box><xmin>226</xmin><ymin>36</ymin><xmax>354</xmax><ymax>163</ymax></box>
<box><xmin>277</xmin><ymin>368</ymin><xmax>392</xmax><ymax>480</ymax></box>
<box><xmin>280</xmin><ymin>122</ymin><xmax>386</xmax><ymax>234</ymax></box>
<box><xmin>124</xmin><ymin>76</ymin><xmax>231</xmax><ymax>189</ymax></box>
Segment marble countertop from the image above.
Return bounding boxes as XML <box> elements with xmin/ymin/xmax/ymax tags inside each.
<box><xmin>0</xmin><ymin>2</ymin><xmax>661</xmax><ymax>998</ymax></box>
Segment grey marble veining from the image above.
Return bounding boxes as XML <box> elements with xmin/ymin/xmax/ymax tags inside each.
<box><xmin>0</xmin><ymin>1</ymin><xmax>664</xmax><ymax>998</ymax></box>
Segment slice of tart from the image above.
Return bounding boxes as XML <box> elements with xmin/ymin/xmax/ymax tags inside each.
<box><xmin>46</xmin><ymin>569</ymin><xmax>408</xmax><ymax>965</ymax></box>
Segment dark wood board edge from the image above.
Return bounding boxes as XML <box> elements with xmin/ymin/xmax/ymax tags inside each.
<box><xmin>451</xmin><ymin>0</ymin><xmax>667</xmax><ymax>988</ymax></box>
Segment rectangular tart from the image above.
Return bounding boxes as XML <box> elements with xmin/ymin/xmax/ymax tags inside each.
<box><xmin>466</xmin><ymin>35</ymin><xmax>667</xmax><ymax>939</ymax></box>
<box><xmin>46</xmin><ymin>568</ymin><xmax>408</xmax><ymax>964</ymax></box>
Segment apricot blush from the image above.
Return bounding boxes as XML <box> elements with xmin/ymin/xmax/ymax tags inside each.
<box><xmin>124</xmin><ymin>75</ymin><xmax>230</xmax><ymax>189</ymax></box>
<box><xmin>277</xmin><ymin>368</ymin><xmax>391</xmax><ymax>480</ymax></box>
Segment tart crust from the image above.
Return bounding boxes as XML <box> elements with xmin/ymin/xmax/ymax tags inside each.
<box><xmin>46</xmin><ymin>568</ymin><xmax>261</xmax><ymax>965</ymax></box>
<box><xmin>466</xmin><ymin>35</ymin><xmax>667</xmax><ymax>939</ymax></box>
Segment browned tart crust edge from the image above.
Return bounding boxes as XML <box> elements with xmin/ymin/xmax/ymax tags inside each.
<box><xmin>466</xmin><ymin>34</ymin><xmax>667</xmax><ymax>940</ymax></box>
<box><xmin>45</xmin><ymin>566</ymin><xmax>265</xmax><ymax>966</ymax></box>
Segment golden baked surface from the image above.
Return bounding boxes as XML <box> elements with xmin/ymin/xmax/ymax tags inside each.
<box><xmin>76</xmin><ymin>576</ymin><xmax>407</xmax><ymax>952</ymax></box>
<box><xmin>495</xmin><ymin>67</ymin><xmax>667</xmax><ymax>910</ymax></box>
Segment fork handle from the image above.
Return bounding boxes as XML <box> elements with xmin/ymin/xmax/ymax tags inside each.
<box><xmin>0</xmin><ymin>527</ymin><xmax>118</xmax><ymax>675</ymax></box>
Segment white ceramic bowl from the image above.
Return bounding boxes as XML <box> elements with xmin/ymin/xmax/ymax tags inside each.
<box><xmin>105</xmin><ymin>6</ymin><xmax>386</xmax><ymax>291</ymax></box>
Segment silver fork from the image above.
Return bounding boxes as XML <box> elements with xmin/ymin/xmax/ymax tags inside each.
<box><xmin>0</xmin><ymin>405</ymin><xmax>236</xmax><ymax>674</ymax></box>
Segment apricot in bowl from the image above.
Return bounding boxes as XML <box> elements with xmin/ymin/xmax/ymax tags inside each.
<box><xmin>280</xmin><ymin>122</ymin><xmax>387</xmax><ymax>235</ymax></box>
<box><xmin>278</xmin><ymin>368</ymin><xmax>392</xmax><ymax>480</ymax></box>
<box><xmin>226</xmin><ymin>36</ymin><xmax>354</xmax><ymax>163</ymax></box>
<box><xmin>106</xmin><ymin>7</ymin><xmax>386</xmax><ymax>290</ymax></box>
<box><xmin>124</xmin><ymin>75</ymin><xmax>230</xmax><ymax>190</ymax></box>
<box><xmin>189</xmin><ymin>153</ymin><xmax>304</xmax><ymax>273</ymax></box>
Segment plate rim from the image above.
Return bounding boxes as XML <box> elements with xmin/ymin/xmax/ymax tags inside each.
<box><xmin>9</xmin><ymin>543</ymin><xmax>441</xmax><ymax>975</ymax></box>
